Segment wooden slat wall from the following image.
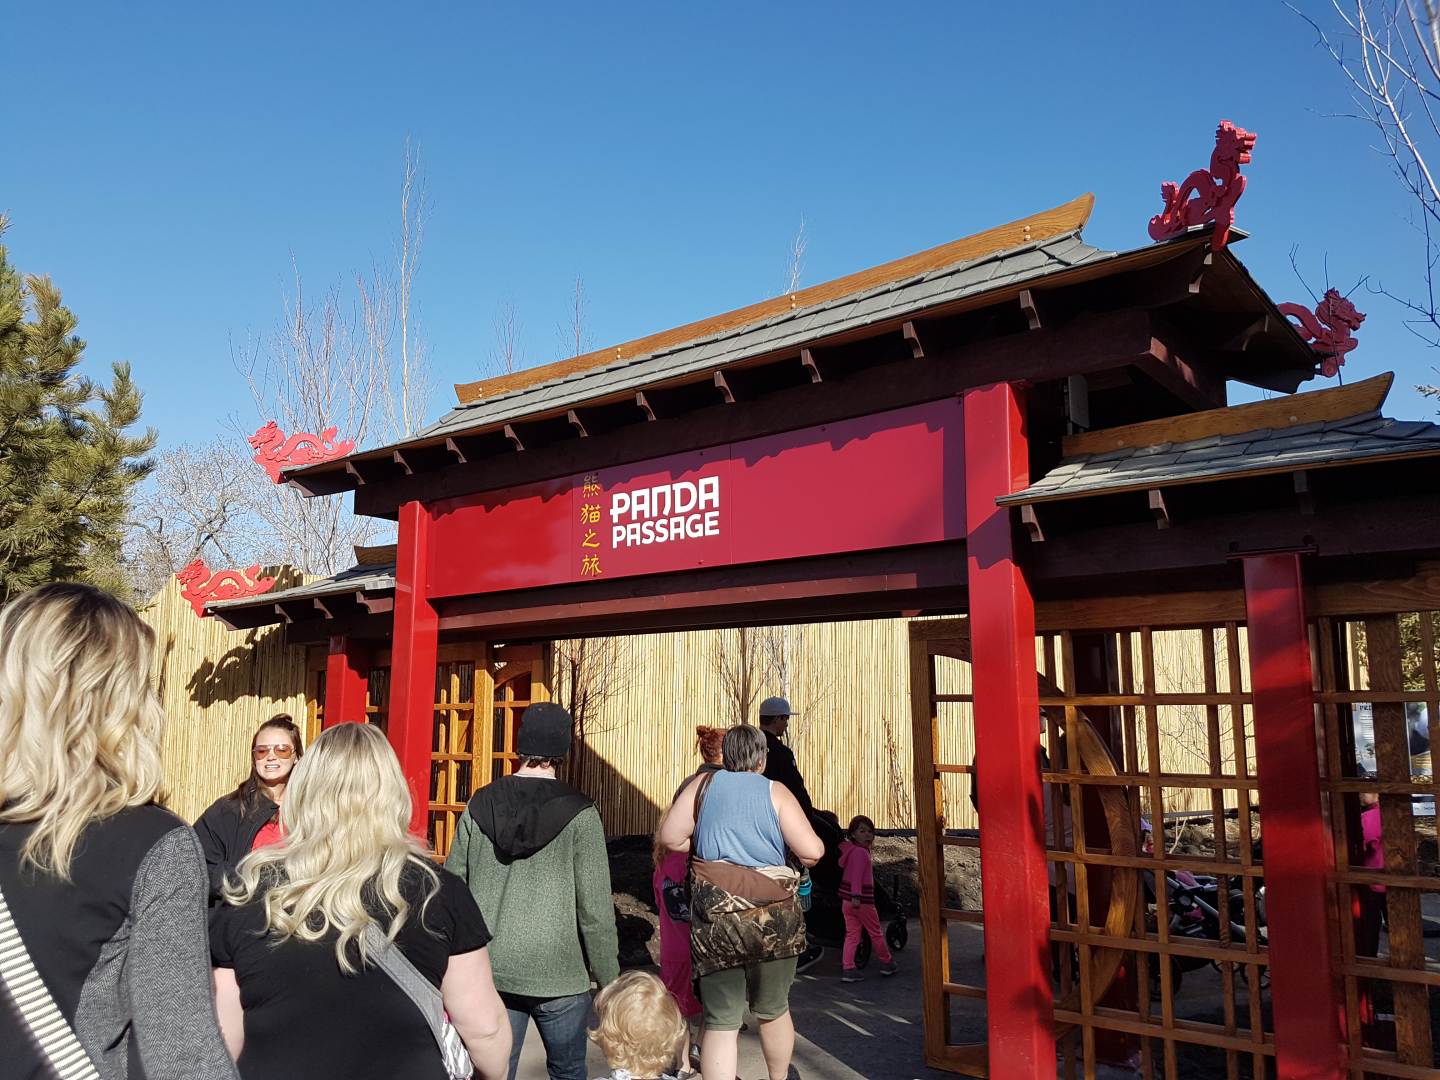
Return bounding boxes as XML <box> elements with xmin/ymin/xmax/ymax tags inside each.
<box><xmin>141</xmin><ymin>575</ymin><xmax>311</xmax><ymax>823</ymax></box>
<box><xmin>562</xmin><ymin>622</ymin><xmax>1229</xmax><ymax>836</ymax></box>
<box><xmin>142</xmin><ymin>585</ymin><xmax>1225</xmax><ymax>834</ymax></box>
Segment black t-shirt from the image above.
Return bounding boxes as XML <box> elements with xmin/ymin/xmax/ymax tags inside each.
<box><xmin>209</xmin><ymin>863</ymin><xmax>490</xmax><ymax>1080</ymax></box>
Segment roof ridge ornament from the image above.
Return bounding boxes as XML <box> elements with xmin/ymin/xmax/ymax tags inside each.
<box><xmin>1277</xmin><ymin>289</ymin><xmax>1366</xmax><ymax>378</ymax></box>
<box><xmin>1147</xmin><ymin>120</ymin><xmax>1256</xmax><ymax>251</ymax></box>
<box><xmin>176</xmin><ymin>559</ymin><xmax>277</xmax><ymax>617</ymax></box>
<box><xmin>248</xmin><ymin>420</ymin><xmax>356</xmax><ymax>483</ymax></box>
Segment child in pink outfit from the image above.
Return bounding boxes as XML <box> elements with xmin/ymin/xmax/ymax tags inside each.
<box><xmin>652</xmin><ymin>843</ymin><xmax>702</xmax><ymax>1019</ymax></box>
<box><xmin>839</xmin><ymin>814</ymin><xmax>895</xmax><ymax>982</ymax></box>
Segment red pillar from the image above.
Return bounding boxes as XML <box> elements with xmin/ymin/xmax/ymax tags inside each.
<box><xmin>963</xmin><ymin>382</ymin><xmax>1055</xmax><ymax>1077</ymax></box>
<box><xmin>391</xmin><ymin>500</ymin><xmax>439</xmax><ymax>836</ymax></box>
<box><xmin>323</xmin><ymin>634</ymin><xmax>370</xmax><ymax>727</ymax></box>
<box><xmin>1241</xmin><ymin>553</ymin><xmax>1345</xmax><ymax>1080</ymax></box>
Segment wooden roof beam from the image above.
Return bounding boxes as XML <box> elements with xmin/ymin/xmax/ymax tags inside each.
<box><xmin>800</xmin><ymin>348</ymin><xmax>822</xmax><ymax>384</ymax></box>
<box><xmin>714</xmin><ymin>371</ymin><xmax>737</xmax><ymax>405</ymax></box>
<box><xmin>1021</xmin><ymin>504</ymin><xmax>1045</xmax><ymax>542</ymax></box>
<box><xmin>903</xmin><ymin>320</ymin><xmax>925</xmax><ymax>359</ymax></box>
<box><xmin>1148</xmin><ymin>489</ymin><xmax>1171</xmax><ymax>529</ymax></box>
<box><xmin>1294</xmin><ymin>470</ymin><xmax>1315</xmax><ymax>516</ymax></box>
<box><xmin>1019</xmin><ymin>289</ymin><xmax>1042</xmax><ymax>330</ymax></box>
<box><xmin>1064</xmin><ymin>372</ymin><xmax>1395</xmax><ymax>457</ymax></box>
<box><xmin>451</xmin><ymin>194</ymin><xmax>1095</xmax><ymax>404</ymax></box>
<box><xmin>503</xmin><ymin>424</ymin><xmax>525</xmax><ymax>452</ymax></box>
<box><xmin>445</xmin><ymin>436</ymin><xmax>479</xmax><ymax>464</ymax></box>
<box><xmin>567</xmin><ymin>409</ymin><xmax>590</xmax><ymax>439</ymax></box>
<box><xmin>635</xmin><ymin>392</ymin><xmax>658</xmax><ymax>422</ymax></box>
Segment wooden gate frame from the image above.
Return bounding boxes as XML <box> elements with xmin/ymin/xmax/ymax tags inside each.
<box><xmin>908</xmin><ymin>618</ymin><xmax>1140</xmax><ymax>1076</ymax></box>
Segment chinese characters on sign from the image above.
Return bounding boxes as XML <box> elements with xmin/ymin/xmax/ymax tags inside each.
<box><xmin>579</xmin><ymin>473</ymin><xmax>603</xmax><ymax>576</ymax></box>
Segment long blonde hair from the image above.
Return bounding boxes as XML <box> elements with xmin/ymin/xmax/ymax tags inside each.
<box><xmin>224</xmin><ymin>722</ymin><xmax>438</xmax><ymax>972</ymax></box>
<box><xmin>0</xmin><ymin>584</ymin><xmax>166</xmax><ymax>879</ymax></box>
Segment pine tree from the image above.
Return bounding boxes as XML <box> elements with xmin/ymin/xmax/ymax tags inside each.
<box><xmin>0</xmin><ymin>217</ymin><xmax>156</xmax><ymax>601</ymax></box>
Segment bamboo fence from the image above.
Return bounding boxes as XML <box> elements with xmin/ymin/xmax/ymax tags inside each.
<box><xmin>142</xmin><ymin>573</ymin><xmax>310</xmax><ymax>822</ymax></box>
<box><xmin>144</xmin><ymin>582</ymin><xmax>1237</xmax><ymax>833</ymax></box>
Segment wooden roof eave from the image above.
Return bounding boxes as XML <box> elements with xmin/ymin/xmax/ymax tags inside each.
<box><xmin>998</xmin><ymin>446</ymin><xmax>1440</xmax><ymax>510</ymax></box>
<box><xmin>1205</xmin><ymin>247</ymin><xmax>1323</xmax><ymax>392</ymax></box>
<box><xmin>281</xmin><ymin>235</ymin><xmax>1226</xmax><ymax>497</ymax></box>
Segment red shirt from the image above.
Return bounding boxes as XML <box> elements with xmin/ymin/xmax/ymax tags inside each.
<box><xmin>251</xmin><ymin>819</ymin><xmax>282</xmax><ymax>850</ymax></box>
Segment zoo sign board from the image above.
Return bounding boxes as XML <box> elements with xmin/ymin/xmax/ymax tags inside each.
<box><xmin>424</xmin><ymin>398</ymin><xmax>965</xmax><ymax>599</ymax></box>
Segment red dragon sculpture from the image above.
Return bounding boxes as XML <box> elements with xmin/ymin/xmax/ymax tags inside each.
<box><xmin>1277</xmin><ymin>289</ymin><xmax>1366</xmax><ymax>377</ymax></box>
<box><xmin>1148</xmin><ymin>120</ymin><xmax>1257</xmax><ymax>250</ymax></box>
<box><xmin>249</xmin><ymin>421</ymin><xmax>356</xmax><ymax>483</ymax></box>
<box><xmin>176</xmin><ymin>559</ymin><xmax>276</xmax><ymax>618</ymax></box>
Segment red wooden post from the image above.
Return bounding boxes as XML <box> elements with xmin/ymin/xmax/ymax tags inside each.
<box><xmin>323</xmin><ymin>634</ymin><xmax>370</xmax><ymax>727</ymax></box>
<box><xmin>391</xmin><ymin>500</ymin><xmax>439</xmax><ymax>836</ymax></box>
<box><xmin>1241</xmin><ymin>553</ymin><xmax>1345</xmax><ymax>1080</ymax></box>
<box><xmin>963</xmin><ymin>381</ymin><xmax>1055</xmax><ymax>1077</ymax></box>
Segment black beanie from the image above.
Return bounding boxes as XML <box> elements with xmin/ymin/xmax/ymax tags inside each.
<box><xmin>516</xmin><ymin>702</ymin><xmax>573</xmax><ymax>759</ymax></box>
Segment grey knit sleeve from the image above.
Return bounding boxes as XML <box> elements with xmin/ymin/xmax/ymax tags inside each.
<box><xmin>126</xmin><ymin>826</ymin><xmax>240</xmax><ymax>1080</ymax></box>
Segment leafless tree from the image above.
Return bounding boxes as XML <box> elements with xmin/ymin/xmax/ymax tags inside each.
<box><xmin>1293</xmin><ymin>1</ymin><xmax>1440</xmax><ymax>353</ymax></box>
<box><xmin>123</xmin><ymin>442</ymin><xmax>269</xmax><ymax>600</ymax></box>
<box><xmin>560</xmin><ymin>274</ymin><xmax>591</xmax><ymax>358</ymax></box>
<box><xmin>784</xmin><ymin>215</ymin><xmax>808</xmax><ymax>295</ymax></box>
<box><xmin>551</xmin><ymin>636</ymin><xmax>635</xmax><ymax>793</ymax></box>
<box><xmin>711</xmin><ymin>626</ymin><xmax>778</xmax><ymax>726</ymax></box>
<box><xmin>492</xmin><ymin>300</ymin><xmax>522</xmax><ymax>375</ymax></box>
<box><xmin>124</xmin><ymin>144</ymin><xmax>433</xmax><ymax>592</ymax></box>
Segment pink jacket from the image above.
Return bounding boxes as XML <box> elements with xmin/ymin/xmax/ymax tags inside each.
<box><xmin>838</xmin><ymin>841</ymin><xmax>875</xmax><ymax>903</ymax></box>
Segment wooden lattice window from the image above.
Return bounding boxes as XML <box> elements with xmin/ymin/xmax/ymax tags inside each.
<box><xmin>910</xmin><ymin>618</ymin><xmax>1273</xmax><ymax>1078</ymax></box>
<box><xmin>1315</xmin><ymin>609</ymin><xmax>1439</xmax><ymax>1077</ymax></box>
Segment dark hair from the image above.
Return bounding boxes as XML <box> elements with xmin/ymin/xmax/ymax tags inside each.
<box><xmin>845</xmin><ymin>814</ymin><xmax>875</xmax><ymax>839</ymax></box>
<box><xmin>231</xmin><ymin>715</ymin><xmax>304</xmax><ymax>815</ymax></box>
<box><xmin>519</xmin><ymin>756</ymin><xmax>565</xmax><ymax>771</ymax></box>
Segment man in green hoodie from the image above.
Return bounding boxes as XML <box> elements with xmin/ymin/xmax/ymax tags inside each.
<box><xmin>444</xmin><ymin>702</ymin><xmax>619</xmax><ymax>1080</ymax></box>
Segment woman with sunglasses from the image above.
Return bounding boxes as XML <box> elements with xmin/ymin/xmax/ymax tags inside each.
<box><xmin>195</xmin><ymin>716</ymin><xmax>303</xmax><ymax>900</ymax></box>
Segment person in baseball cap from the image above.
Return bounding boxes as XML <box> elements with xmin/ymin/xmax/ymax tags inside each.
<box><xmin>756</xmin><ymin>696</ymin><xmax>811</xmax><ymax>815</ymax></box>
<box><xmin>444</xmin><ymin>702</ymin><xmax>619</xmax><ymax>1079</ymax></box>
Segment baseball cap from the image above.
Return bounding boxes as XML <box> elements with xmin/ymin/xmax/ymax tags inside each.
<box><xmin>758</xmin><ymin>696</ymin><xmax>796</xmax><ymax>718</ymax></box>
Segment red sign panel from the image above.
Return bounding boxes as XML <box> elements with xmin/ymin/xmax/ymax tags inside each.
<box><xmin>425</xmin><ymin>399</ymin><xmax>964</xmax><ymax>599</ymax></box>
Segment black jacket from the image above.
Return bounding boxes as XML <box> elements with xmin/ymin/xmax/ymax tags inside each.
<box><xmin>466</xmin><ymin>775</ymin><xmax>595</xmax><ymax>862</ymax></box>
<box><xmin>762</xmin><ymin>729</ymin><xmax>814</xmax><ymax>817</ymax></box>
<box><xmin>194</xmin><ymin>790</ymin><xmax>277</xmax><ymax>899</ymax></box>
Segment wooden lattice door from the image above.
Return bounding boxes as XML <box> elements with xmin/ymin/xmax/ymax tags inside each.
<box><xmin>909</xmin><ymin>616</ymin><xmax>1274</xmax><ymax>1078</ymax></box>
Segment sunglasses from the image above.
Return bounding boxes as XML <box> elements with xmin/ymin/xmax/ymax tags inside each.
<box><xmin>252</xmin><ymin>744</ymin><xmax>296</xmax><ymax>760</ymax></box>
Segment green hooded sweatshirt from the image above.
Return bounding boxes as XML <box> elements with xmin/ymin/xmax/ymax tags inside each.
<box><xmin>443</xmin><ymin>775</ymin><xmax>620</xmax><ymax>997</ymax></box>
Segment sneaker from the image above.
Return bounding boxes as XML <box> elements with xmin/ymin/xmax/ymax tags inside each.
<box><xmin>795</xmin><ymin>944</ymin><xmax>824</xmax><ymax>973</ymax></box>
<box><xmin>841</xmin><ymin>968</ymin><xmax>864</xmax><ymax>983</ymax></box>
<box><xmin>879</xmin><ymin>960</ymin><xmax>898</xmax><ymax>977</ymax></box>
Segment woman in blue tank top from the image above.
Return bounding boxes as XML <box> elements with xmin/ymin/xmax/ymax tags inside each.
<box><xmin>657</xmin><ymin>725</ymin><xmax>823</xmax><ymax>1080</ymax></box>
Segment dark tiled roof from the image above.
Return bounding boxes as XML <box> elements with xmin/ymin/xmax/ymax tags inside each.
<box><xmin>415</xmin><ymin>231</ymin><xmax>1115</xmax><ymax>443</ymax></box>
<box><xmin>208</xmin><ymin>562</ymin><xmax>396</xmax><ymax>612</ymax></box>
<box><xmin>998</xmin><ymin>410</ymin><xmax>1440</xmax><ymax>506</ymax></box>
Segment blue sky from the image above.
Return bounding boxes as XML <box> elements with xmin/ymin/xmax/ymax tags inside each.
<box><xmin>4</xmin><ymin>1</ymin><xmax>1437</xmax><ymax>454</ymax></box>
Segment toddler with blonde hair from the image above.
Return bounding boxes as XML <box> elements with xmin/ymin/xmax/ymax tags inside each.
<box><xmin>590</xmin><ymin>970</ymin><xmax>688</xmax><ymax>1080</ymax></box>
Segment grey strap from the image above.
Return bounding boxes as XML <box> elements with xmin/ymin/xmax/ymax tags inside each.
<box><xmin>361</xmin><ymin>923</ymin><xmax>448</xmax><ymax>1049</ymax></box>
<box><xmin>0</xmin><ymin>880</ymin><xmax>102</xmax><ymax>1080</ymax></box>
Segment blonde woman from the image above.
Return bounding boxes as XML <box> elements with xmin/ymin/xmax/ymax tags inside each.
<box><xmin>210</xmin><ymin>722</ymin><xmax>510</xmax><ymax>1080</ymax></box>
<box><xmin>0</xmin><ymin>583</ymin><xmax>238</xmax><ymax>1080</ymax></box>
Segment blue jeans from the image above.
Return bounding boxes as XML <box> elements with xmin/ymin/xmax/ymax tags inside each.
<box><xmin>502</xmin><ymin>991</ymin><xmax>592</xmax><ymax>1080</ymax></box>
